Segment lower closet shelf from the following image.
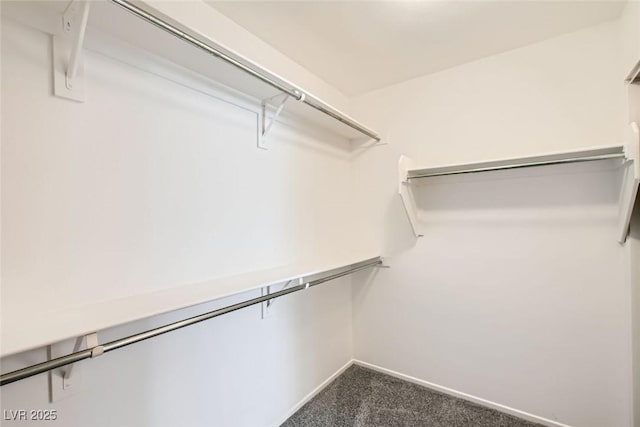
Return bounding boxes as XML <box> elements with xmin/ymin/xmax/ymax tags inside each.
<box><xmin>1</xmin><ymin>255</ymin><xmax>382</xmax><ymax>359</ymax></box>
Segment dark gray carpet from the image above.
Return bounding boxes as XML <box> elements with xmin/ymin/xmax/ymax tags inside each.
<box><xmin>281</xmin><ymin>365</ymin><xmax>544</xmax><ymax>427</ymax></box>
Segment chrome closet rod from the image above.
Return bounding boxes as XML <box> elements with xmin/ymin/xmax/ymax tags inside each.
<box><xmin>0</xmin><ymin>257</ymin><xmax>383</xmax><ymax>386</ymax></box>
<box><xmin>108</xmin><ymin>0</ymin><xmax>380</xmax><ymax>142</ymax></box>
<box><xmin>407</xmin><ymin>153</ymin><xmax>626</xmax><ymax>180</ymax></box>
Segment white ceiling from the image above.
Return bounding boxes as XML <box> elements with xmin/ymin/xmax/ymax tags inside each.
<box><xmin>206</xmin><ymin>1</ymin><xmax>627</xmax><ymax>96</ymax></box>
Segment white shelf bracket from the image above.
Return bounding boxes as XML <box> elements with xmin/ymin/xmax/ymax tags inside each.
<box><xmin>62</xmin><ymin>332</ymin><xmax>102</xmax><ymax>388</ymax></box>
<box><xmin>53</xmin><ymin>0</ymin><xmax>90</xmax><ymax>102</ymax></box>
<box><xmin>258</xmin><ymin>93</ymin><xmax>291</xmax><ymax>149</ymax></box>
<box><xmin>618</xmin><ymin>122</ymin><xmax>640</xmax><ymax>243</ymax></box>
<box><xmin>261</xmin><ymin>277</ymin><xmax>303</xmax><ymax>319</ymax></box>
<box><xmin>48</xmin><ymin>332</ymin><xmax>102</xmax><ymax>401</ymax></box>
<box><xmin>398</xmin><ymin>155</ymin><xmax>423</xmax><ymax>237</ymax></box>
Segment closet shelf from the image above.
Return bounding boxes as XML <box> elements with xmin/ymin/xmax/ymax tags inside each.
<box><xmin>398</xmin><ymin>124</ymin><xmax>640</xmax><ymax>242</ymax></box>
<box><xmin>1</xmin><ymin>255</ymin><xmax>383</xmax><ymax>359</ymax></box>
<box><xmin>404</xmin><ymin>146</ymin><xmax>626</xmax><ymax>179</ymax></box>
<box><xmin>3</xmin><ymin>0</ymin><xmax>380</xmax><ymax>145</ymax></box>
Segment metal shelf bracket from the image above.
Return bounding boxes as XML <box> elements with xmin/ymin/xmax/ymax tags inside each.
<box><xmin>618</xmin><ymin>122</ymin><xmax>640</xmax><ymax>243</ymax></box>
<box><xmin>53</xmin><ymin>0</ymin><xmax>90</xmax><ymax>102</ymax></box>
<box><xmin>48</xmin><ymin>332</ymin><xmax>102</xmax><ymax>401</ymax></box>
<box><xmin>62</xmin><ymin>332</ymin><xmax>102</xmax><ymax>386</ymax></box>
<box><xmin>258</xmin><ymin>93</ymin><xmax>293</xmax><ymax>149</ymax></box>
<box><xmin>398</xmin><ymin>155</ymin><xmax>423</xmax><ymax>238</ymax></box>
<box><xmin>261</xmin><ymin>277</ymin><xmax>304</xmax><ymax>318</ymax></box>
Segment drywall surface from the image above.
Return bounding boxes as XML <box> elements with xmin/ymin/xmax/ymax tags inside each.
<box><xmin>620</xmin><ymin>0</ymin><xmax>640</xmax><ymax>80</ymax></box>
<box><xmin>622</xmin><ymin>3</ymin><xmax>640</xmax><ymax>425</ymax></box>
<box><xmin>631</xmin><ymin>201</ymin><xmax>640</xmax><ymax>427</ymax></box>
<box><xmin>350</xmin><ymin>19</ymin><xmax>632</xmax><ymax>427</ymax></box>
<box><xmin>631</xmin><ymin>89</ymin><xmax>640</xmax><ymax>427</ymax></box>
<box><xmin>0</xmin><ymin>12</ymin><xmax>358</xmax><ymax>427</ymax></box>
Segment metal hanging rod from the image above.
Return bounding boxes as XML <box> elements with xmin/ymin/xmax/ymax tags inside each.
<box><xmin>0</xmin><ymin>257</ymin><xmax>383</xmax><ymax>387</ymax></box>
<box><xmin>407</xmin><ymin>149</ymin><xmax>626</xmax><ymax>180</ymax></box>
<box><xmin>108</xmin><ymin>0</ymin><xmax>380</xmax><ymax>142</ymax></box>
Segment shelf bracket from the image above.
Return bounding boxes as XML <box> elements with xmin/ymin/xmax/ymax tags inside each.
<box><xmin>398</xmin><ymin>155</ymin><xmax>423</xmax><ymax>238</ymax></box>
<box><xmin>618</xmin><ymin>122</ymin><xmax>640</xmax><ymax>243</ymax></box>
<box><xmin>62</xmin><ymin>332</ymin><xmax>102</xmax><ymax>388</ymax></box>
<box><xmin>261</xmin><ymin>277</ymin><xmax>304</xmax><ymax>319</ymax></box>
<box><xmin>258</xmin><ymin>93</ymin><xmax>291</xmax><ymax>149</ymax></box>
<box><xmin>53</xmin><ymin>0</ymin><xmax>90</xmax><ymax>102</ymax></box>
<box><xmin>48</xmin><ymin>332</ymin><xmax>102</xmax><ymax>401</ymax></box>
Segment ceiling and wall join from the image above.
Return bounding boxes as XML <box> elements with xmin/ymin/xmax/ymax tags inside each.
<box><xmin>206</xmin><ymin>1</ymin><xmax>627</xmax><ymax>96</ymax></box>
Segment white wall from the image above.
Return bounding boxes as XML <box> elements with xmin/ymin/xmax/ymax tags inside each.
<box><xmin>0</xmin><ymin>6</ymin><xmax>358</xmax><ymax>426</ymax></box>
<box><xmin>350</xmin><ymin>18</ymin><xmax>632</xmax><ymax>427</ymax></box>
<box><xmin>631</xmin><ymin>198</ymin><xmax>640</xmax><ymax>427</ymax></box>
<box><xmin>619</xmin><ymin>0</ymin><xmax>640</xmax><ymax>81</ymax></box>
<box><xmin>631</xmin><ymin>89</ymin><xmax>640</xmax><ymax>427</ymax></box>
<box><xmin>620</xmin><ymin>3</ymin><xmax>640</xmax><ymax>426</ymax></box>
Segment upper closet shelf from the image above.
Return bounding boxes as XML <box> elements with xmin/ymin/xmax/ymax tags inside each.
<box><xmin>3</xmin><ymin>0</ymin><xmax>380</xmax><ymax>146</ymax></box>
<box><xmin>398</xmin><ymin>123</ymin><xmax>640</xmax><ymax>242</ymax></box>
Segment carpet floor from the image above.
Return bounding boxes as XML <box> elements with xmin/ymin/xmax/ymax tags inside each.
<box><xmin>281</xmin><ymin>365</ymin><xmax>544</xmax><ymax>427</ymax></box>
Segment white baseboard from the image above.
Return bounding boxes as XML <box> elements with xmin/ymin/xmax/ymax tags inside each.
<box><xmin>272</xmin><ymin>358</ymin><xmax>573</xmax><ymax>427</ymax></box>
<box><xmin>353</xmin><ymin>360</ymin><xmax>573</xmax><ymax>427</ymax></box>
<box><xmin>271</xmin><ymin>359</ymin><xmax>355</xmax><ymax>427</ymax></box>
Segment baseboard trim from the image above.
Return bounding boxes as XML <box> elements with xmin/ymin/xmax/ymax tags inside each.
<box><xmin>271</xmin><ymin>359</ymin><xmax>355</xmax><ymax>427</ymax></box>
<box><xmin>353</xmin><ymin>360</ymin><xmax>573</xmax><ymax>427</ymax></box>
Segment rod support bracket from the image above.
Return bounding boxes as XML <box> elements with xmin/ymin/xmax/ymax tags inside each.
<box><xmin>53</xmin><ymin>0</ymin><xmax>90</xmax><ymax>102</ymax></box>
<box><xmin>61</xmin><ymin>332</ymin><xmax>99</xmax><ymax>390</ymax></box>
<box><xmin>261</xmin><ymin>277</ymin><xmax>303</xmax><ymax>319</ymax></box>
<box><xmin>398</xmin><ymin>155</ymin><xmax>424</xmax><ymax>238</ymax></box>
<box><xmin>91</xmin><ymin>346</ymin><xmax>105</xmax><ymax>358</ymax></box>
<box><xmin>258</xmin><ymin>93</ymin><xmax>291</xmax><ymax>149</ymax></box>
<box><xmin>618</xmin><ymin>122</ymin><xmax>640</xmax><ymax>243</ymax></box>
<box><xmin>87</xmin><ymin>333</ymin><xmax>104</xmax><ymax>358</ymax></box>
<box><xmin>293</xmin><ymin>90</ymin><xmax>306</xmax><ymax>102</ymax></box>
